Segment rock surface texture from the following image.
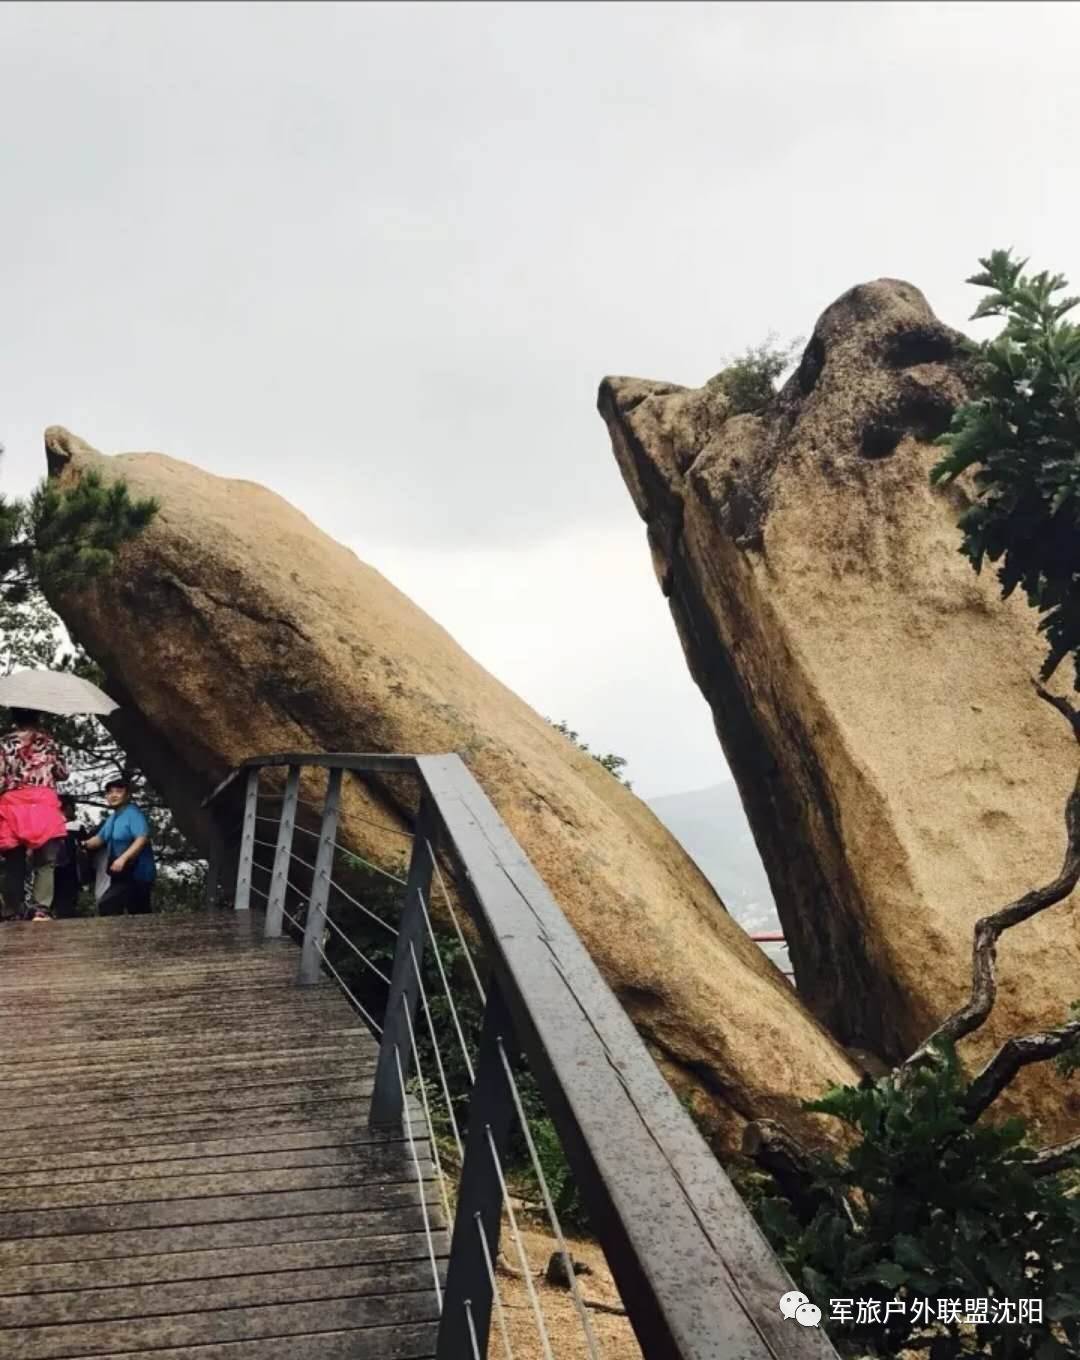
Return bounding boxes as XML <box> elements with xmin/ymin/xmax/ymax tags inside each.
<box><xmin>43</xmin><ymin>427</ymin><xmax>857</xmax><ymax>1150</ymax></box>
<box><xmin>599</xmin><ymin>279</ymin><xmax>1080</xmax><ymax>1141</ymax></box>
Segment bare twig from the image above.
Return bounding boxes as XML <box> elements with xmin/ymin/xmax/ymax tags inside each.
<box><xmin>964</xmin><ymin>1018</ymin><xmax>1080</xmax><ymax>1120</ymax></box>
<box><xmin>581</xmin><ymin>1297</ymin><xmax>628</xmax><ymax>1317</ymax></box>
<box><xmin>902</xmin><ymin>689</ymin><xmax>1080</xmax><ymax>1076</ymax></box>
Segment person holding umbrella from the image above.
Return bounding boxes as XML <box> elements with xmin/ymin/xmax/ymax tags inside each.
<box><xmin>0</xmin><ymin>670</ymin><xmax>120</xmax><ymax>922</ymax></box>
<box><xmin>0</xmin><ymin>709</ymin><xmax>69</xmax><ymax>920</ymax></box>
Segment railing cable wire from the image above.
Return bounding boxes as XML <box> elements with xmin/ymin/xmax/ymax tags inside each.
<box><xmin>419</xmin><ymin>887</ymin><xmax>475</xmax><ymax>1085</ymax></box>
<box><xmin>396</xmin><ymin>1044</ymin><xmax>443</xmax><ymax>1310</ymax></box>
<box><xmin>399</xmin><ymin>992</ymin><xmax>453</xmax><ymax>1227</ymax></box>
<box><xmin>276</xmin><ymin>793</ymin><xmax>416</xmax><ymax>842</ymax></box>
<box><xmin>321</xmin><ymin>911</ymin><xmax>392</xmax><ymax>986</ymax></box>
<box><xmin>332</xmin><ymin>841</ymin><xmax>408</xmax><ymax>888</ymax></box>
<box><xmin>313</xmin><ymin>939</ymin><xmax>383</xmax><ymax>1036</ymax></box>
<box><xmin>474</xmin><ymin>1207</ymin><xmax>516</xmax><ymax>1360</ymax></box>
<box><xmin>285</xmin><ymin>847</ymin><xmax>398</xmax><ymax>935</ymax></box>
<box><xmin>426</xmin><ymin>842</ymin><xmax>487</xmax><ymax>1008</ymax></box>
<box><xmin>485</xmin><ymin>1124</ymin><xmax>555</xmax><ymax>1360</ymax></box>
<box><xmin>498</xmin><ymin>1037</ymin><xmax>601</xmax><ymax>1357</ymax></box>
<box><xmin>409</xmin><ymin>941</ymin><xmax>464</xmax><ymax>1162</ymax></box>
<box><xmin>463</xmin><ymin>1300</ymin><xmax>484</xmax><ymax>1360</ymax></box>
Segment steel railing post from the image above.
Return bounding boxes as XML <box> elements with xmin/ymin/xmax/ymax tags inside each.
<box><xmin>369</xmin><ymin>793</ymin><xmax>439</xmax><ymax>1128</ymax></box>
<box><xmin>204</xmin><ymin>818</ymin><xmax>224</xmax><ymax>910</ymax></box>
<box><xmin>298</xmin><ymin>767</ymin><xmax>343</xmax><ymax>985</ymax></box>
<box><xmin>265</xmin><ymin>765</ymin><xmax>300</xmax><ymax>938</ymax></box>
<box><xmin>233</xmin><ymin>768</ymin><xmax>259</xmax><ymax>911</ymax></box>
<box><xmin>436</xmin><ymin>981</ymin><xmax>516</xmax><ymax>1360</ymax></box>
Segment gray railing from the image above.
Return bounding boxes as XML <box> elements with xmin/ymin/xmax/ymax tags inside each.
<box><xmin>204</xmin><ymin>752</ymin><xmax>837</xmax><ymax>1360</ymax></box>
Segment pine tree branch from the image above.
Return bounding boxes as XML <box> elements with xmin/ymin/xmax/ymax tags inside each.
<box><xmin>902</xmin><ymin>701</ymin><xmax>1080</xmax><ymax>1076</ymax></box>
<box><xmin>963</xmin><ymin>1018</ymin><xmax>1080</xmax><ymax>1121</ymax></box>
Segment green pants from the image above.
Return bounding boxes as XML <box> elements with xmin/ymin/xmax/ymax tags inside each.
<box><xmin>1</xmin><ymin>839</ymin><xmax>60</xmax><ymax>917</ymax></box>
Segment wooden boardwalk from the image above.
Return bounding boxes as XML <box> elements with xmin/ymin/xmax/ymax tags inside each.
<box><xmin>0</xmin><ymin>912</ymin><xmax>446</xmax><ymax>1360</ymax></box>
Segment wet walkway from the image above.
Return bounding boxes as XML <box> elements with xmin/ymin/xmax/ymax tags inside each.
<box><xmin>0</xmin><ymin>912</ymin><xmax>444</xmax><ymax>1359</ymax></box>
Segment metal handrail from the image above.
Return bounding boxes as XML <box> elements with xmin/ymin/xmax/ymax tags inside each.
<box><xmin>204</xmin><ymin>751</ymin><xmax>837</xmax><ymax>1360</ymax></box>
<box><xmin>751</xmin><ymin>930</ymin><xmax>796</xmax><ymax>981</ymax></box>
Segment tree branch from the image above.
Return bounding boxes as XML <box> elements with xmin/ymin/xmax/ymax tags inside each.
<box><xmin>963</xmin><ymin>1018</ymin><xmax>1080</xmax><ymax>1121</ymax></box>
<box><xmin>1033</xmin><ymin>680</ymin><xmax>1080</xmax><ymax>744</ymax></box>
<box><xmin>902</xmin><ymin>694</ymin><xmax>1080</xmax><ymax>1076</ymax></box>
<box><xmin>741</xmin><ymin>1119</ymin><xmax>854</xmax><ymax>1226</ymax></box>
<box><xmin>1029</xmin><ymin>1133</ymin><xmax>1080</xmax><ymax>1177</ymax></box>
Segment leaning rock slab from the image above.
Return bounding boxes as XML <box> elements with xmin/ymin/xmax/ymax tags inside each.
<box><xmin>43</xmin><ymin>426</ymin><xmax>857</xmax><ymax>1149</ymax></box>
<box><xmin>599</xmin><ymin>279</ymin><xmax>1080</xmax><ymax>1141</ymax></box>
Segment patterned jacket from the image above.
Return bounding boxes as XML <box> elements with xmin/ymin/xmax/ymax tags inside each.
<box><xmin>0</xmin><ymin>729</ymin><xmax>69</xmax><ymax>794</ymax></box>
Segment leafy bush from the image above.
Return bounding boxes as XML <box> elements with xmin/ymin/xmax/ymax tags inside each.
<box><xmin>711</xmin><ymin>333</ymin><xmax>803</xmax><ymax>415</ymax></box>
<box><xmin>932</xmin><ymin>250</ymin><xmax>1080</xmax><ymax>688</ymax></box>
<box><xmin>754</xmin><ymin>1046</ymin><xmax>1080</xmax><ymax>1358</ymax></box>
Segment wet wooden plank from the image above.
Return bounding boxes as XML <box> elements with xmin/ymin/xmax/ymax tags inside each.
<box><xmin>0</xmin><ymin>1259</ymin><xmax>443</xmax><ymax>1327</ymax></box>
<box><xmin>0</xmin><ymin>1077</ymin><xmax>378</xmax><ymax>1128</ymax></box>
<box><xmin>0</xmin><ymin>1138</ymin><xmax>426</xmax><ymax>1189</ymax></box>
<box><xmin>0</xmin><ymin>1231</ymin><xmax>449</xmax><ymax>1296</ymax></box>
<box><xmin>0</xmin><ymin>1028</ymin><xmax>366</xmax><ymax>1069</ymax></box>
<box><xmin>0</xmin><ymin>1098</ymin><xmax>381</xmax><ymax>1152</ymax></box>
<box><xmin>63</xmin><ymin>1322</ymin><xmax>439</xmax><ymax>1360</ymax></box>
<box><xmin>0</xmin><ymin>1119</ymin><xmax>421</xmax><ymax>1177</ymax></box>
<box><xmin>0</xmin><ymin>1289</ymin><xmax>441</xmax><ymax>1359</ymax></box>
<box><xmin>0</xmin><ymin>1157</ymin><xmax>438</xmax><ymax>1213</ymax></box>
<box><xmin>0</xmin><ymin>1060</ymin><xmax>377</xmax><ymax>1107</ymax></box>
<box><xmin>0</xmin><ymin>1205</ymin><xmax>439</xmax><ymax>1269</ymax></box>
<box><xmin>0</xmin><ymin>1036</ymin><xmax>372</xmax><ymax>1081</ymax></box>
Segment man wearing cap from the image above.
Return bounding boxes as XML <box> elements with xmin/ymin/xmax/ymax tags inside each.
<box><xmin>83</xmin><ymin>776</ymin><xmax>156</xmax><ymax>915</ymax></box>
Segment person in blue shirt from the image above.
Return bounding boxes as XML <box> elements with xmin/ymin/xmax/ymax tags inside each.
<box><xmin>83</xmin><ymin>775</ymin><xmax>156</xmax><ymax>915</ymax></box>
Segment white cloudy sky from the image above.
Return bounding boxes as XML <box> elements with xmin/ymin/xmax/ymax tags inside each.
<box><xmin>1</xmin><ymin>1</ymin><xmax>1077</xmax><ymax>797</ymax></box>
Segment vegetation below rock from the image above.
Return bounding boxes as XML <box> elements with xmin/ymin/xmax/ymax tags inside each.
<box><xmin>754</xmin><ymin>1049</ymin><xmax>1079</xmax><ymax>1358</ymax></box>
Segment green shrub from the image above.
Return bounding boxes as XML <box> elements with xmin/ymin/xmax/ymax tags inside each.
<box><xmin>754</xmin><ymin>1046</ymin><xmax>1080</xmax><ymax>1358</ymax></box>
<box><xmin>711</xmin><ymin>334</ymin><xmax>803</xmax><ymax>414</ymax></box>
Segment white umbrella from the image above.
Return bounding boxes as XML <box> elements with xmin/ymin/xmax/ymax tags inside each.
<box><xmin>0</xmin><ymin>670</ymin><xmax>119</xmax><ymax>717</ymax></box>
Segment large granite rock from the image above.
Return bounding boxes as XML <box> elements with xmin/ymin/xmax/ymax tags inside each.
<box><xmin>42</xmin><ymin>427</ymin><xmax>857</xmax><ymax>1149</ymax></box>
<box><xmin>599</xmin><ymin>280</ymin><xmax>1080</xmax><ymax>1141</ymax></box>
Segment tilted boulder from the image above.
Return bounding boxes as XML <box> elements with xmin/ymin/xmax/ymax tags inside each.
<box><xmin>43</xmin><ymin>427</ymin><xmax>857</xmax><ymax>1149</ymax></box>
<box><xmin>599</xmin><ymin>279</ymin><xmax>1080</xmax><ymax>1140</ymax></box>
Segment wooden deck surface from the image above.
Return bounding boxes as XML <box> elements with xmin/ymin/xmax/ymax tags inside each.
<box><xmin>0</xmin><ymin>912</ymin><xmax>446</xmax><ymax>1359</ymax></box>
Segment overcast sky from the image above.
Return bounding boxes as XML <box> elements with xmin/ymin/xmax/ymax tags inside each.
<box><xmin>1</xmin><ymin>2</ymin><xmax>1077</xmax><ymax>797</ymax></box>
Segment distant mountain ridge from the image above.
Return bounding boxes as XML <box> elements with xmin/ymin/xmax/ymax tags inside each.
<box><xmin>648</xmin><ymin>780</ymin><xmax>780</xmax><ymax>936</ymax></box>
